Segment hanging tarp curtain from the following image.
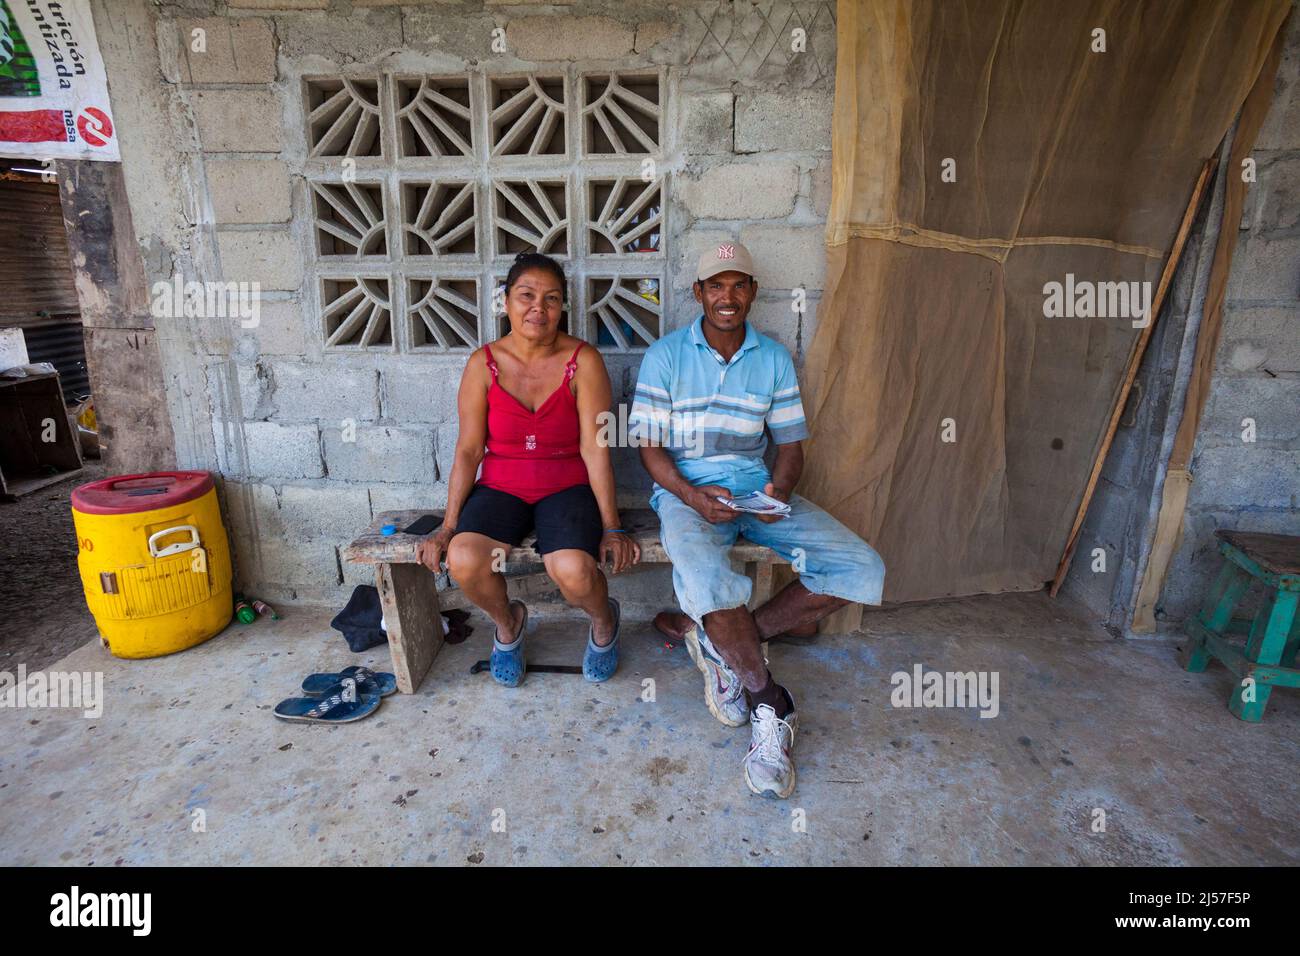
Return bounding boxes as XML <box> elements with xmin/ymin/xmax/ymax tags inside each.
<box><xmin>802</xmin><ymin>0</ymin><xmax>1290</xmax><ymax>603</ymax></box>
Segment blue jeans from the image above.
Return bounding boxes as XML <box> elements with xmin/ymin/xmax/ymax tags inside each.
<box><xmin>653</xmin><ymin>491</ymin><xmax>886</xmax><ymax>622</ymax></box>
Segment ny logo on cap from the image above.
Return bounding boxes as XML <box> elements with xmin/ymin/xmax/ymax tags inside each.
<box><xmin>717</xmin><ymin>243</ymin><xmax>735</xmax><ymax>259</ymax></box>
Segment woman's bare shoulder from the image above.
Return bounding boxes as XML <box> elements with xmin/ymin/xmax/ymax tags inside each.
<box><xmin>461</xmin><ymin>346</ymin><xmax>493</xmax><ymax>382</ymax></box>
<box><xmin>563</xmin><ymin>335</ymin><xmax>602</xmax><ymax>364</ymax></box>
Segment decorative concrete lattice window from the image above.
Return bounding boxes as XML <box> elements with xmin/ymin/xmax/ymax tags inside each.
<box><xmin>303</xmin><ymin>70</ymin><xmax>666</xmax><ymax>353</ymax></box>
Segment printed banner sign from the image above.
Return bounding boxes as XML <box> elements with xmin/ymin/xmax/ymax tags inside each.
<box><xmin>0</xmin><ymin>0</ymin><xmax>118</xmax><ymax>162</ymax></box>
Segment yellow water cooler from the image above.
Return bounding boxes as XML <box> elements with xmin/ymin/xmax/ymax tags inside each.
<box><xmin>71</xmin><ymin>471</ymin><xmax>233</xmax><ymax>658</ymax></box>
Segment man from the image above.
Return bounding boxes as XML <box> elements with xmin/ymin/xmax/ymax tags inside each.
<box><xmin>630</xmin><ymin>241</ymin><xmax>885</xmax><ymax>799</ymax></box>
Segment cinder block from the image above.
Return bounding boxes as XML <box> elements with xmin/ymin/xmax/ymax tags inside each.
<box><xmin>382</xmin><ymin>361</ymin><xmax>464</xmax><ymax>422</ymax></box>
<box><xmin>224</xmin><ymin>481</ymin><xmax>363</xmax><ymax>593</ymax></box>
<box><xmin>268</xmin><ymin>362</ymin><xmax>379</xmax><ymax>422</ymax></box>
<box><xmin>635</xmin><ymin>21</ymin><xmax>676</xmax><ymax>53</ymax></box>
<box><xmin>679</xmin><ymin>91</ymin><xmax>734</xmax><ymax>154</ymax></box>
<box><xmin>1218</xmin><ymin>306</ymin><xmax>1300</xmax><ymax>372</ymax></box>
<box><xmin>1247</xmin><ymin>154</ymin><xmax>1300</xmax><ymax>234</ymax></box>
<box><xmin>739</xmin><ymin>223</ymin><xmax>827</xmax><ymax>290</ymax></box>
<box><xmin>227</xmin><ymin>421</ymin><xmax>324</xmax><ymax>480</ymax></box>
<box><xmin>809</xmin><ymin>159</ymin><xmax>832</xmax><ymax>218</ymax></box>
<box><xmin>221</xmin><ymin>480</ymin><xmax>280</xmax><ymax>537</ymax></box>
<box><xmin>611</xmin><ymin>443</ymin><xmax>652</xmax><ymax>494</ymax></box>
<box><xmin>175</xmin><ymin>18</ymin><xmax>276</xmax><ymax>84</ymax></box>
<box><xmin>207</xmin><ymin>159</ymin><xmax>291</xmax><ymax>224</ymax></box>
<box><xmin>505</xmin><ymin>16</ymin><xmax>633</xmax><ymax>60</ymax></box>
<box><xmin>1202</xmin><ymin>375</ymin><xmax>1300</xmax><ymax>445</ymax></box>
<box><xmin>216</xmin><ymin>231</ymin><xmax>302</xmax><ymax>291</ymax></box>
<box><xmin>275</xmin><ymin>7</ymin><xmax>403</xmax><ymax>62</ymax></box>
<box><xmin>745</xmin><ymin>297</ymin><xmax>804</xmax><ymax>358</ymax></box>
<box><xmin>236</xmin><ymin>362</ymin><xmax>275</xmax><ymax>420</ymax></box>
<box><xmin>206</xmin><ymin>359</ymin><xmax>265</xmax><ymax>432</ymax></box>
<box><xmin>245</xmin><ymin>538</ymin><xmax>341</xmax><ymax>591</ymax></box>
<box><xmin>192</xmin><ymin>90</ymin><xmax>282</xmax><ymax>152</ymax></box>
<box><xmin>399</xmin><ymin>9</ymin><xmax>497</xmax><ymax>58</ymax></box>
<box><xmin>1257</xmin><ymin>93</ymin><xmax>1300</xmax><ymax>152</ymax></box>
<box><xmin>1255</xmin><ymin>17</ymin><xmax>1300</xmax><ymax>151</ymax></box>
<box><xmin>601</xmin><ymin>353</ymin><xmax>638</xmax><ymax>402</ymax></box>
<box><xmin>369</xmin><ymin>482</ymin><xmax>446</xmax><ymax>515</ymax></box>
<box><xmin>750</xmin><ymin>294</ymin><xmax>820</xmax><ymax>365</ymax></box>
<box><xmin>682</xmin><ymin>161</ymin><xmax>799</xmax><ymax>220</ymax></box>
<box><xmin>434</xmin><ymin>423</ymin><xmax>458</xmax><ymax>480</ymax></box>
<box><xmin>323</xmin><ymin>424</ymin><xmax>436</xmax><ymax>484</ymax></box>
<box><xmin>1227</xmin><ymin>234</ymin><xmax>1300</xmax><ymax>302</ymax></box>
<box><xmin>799</xmin><ymin>294</ymin><xmax>822</xmax><ymax>356</ymax></box>
<box><xmin>1188</xmin><ymin>445</ymin><xmax>1300</xmax><ymax>510</ymax></box>
<box><xmin>735</xmin><ymin>89</ymin><xmax>833</xmax><ymax>153</ymax></box>
<box><xmin>235</xmin><ymin>299</ymin><xmax>318</xmax><ymax>359</ymax></box>
<box><xmin>278</xmin><ymin>484</ymin><xmax>372</xmax><ymax>542</ymax></box>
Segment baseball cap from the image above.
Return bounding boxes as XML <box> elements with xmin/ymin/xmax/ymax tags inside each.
<box><xmin>697</xmin><ymin>240</ymin><xmax>756</xmax><ymax>282</ymax></box>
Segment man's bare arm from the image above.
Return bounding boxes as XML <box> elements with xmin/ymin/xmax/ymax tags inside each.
<box><xmin>768</xmin><ymin>441</ymin><xmax>803</xmax><ymax>499</ymax></box>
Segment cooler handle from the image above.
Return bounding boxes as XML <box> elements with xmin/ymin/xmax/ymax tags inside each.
<box><xmin>148</xmin><ymin>525</ymin><xmax>200</xmax><ymax>558</ymax></box>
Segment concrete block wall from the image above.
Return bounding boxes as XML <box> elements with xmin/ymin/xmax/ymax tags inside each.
<box><xmin>1158</xmin><ymin>15</ymin><xmax>1300</xmax><ymax>624</ymax></box>
<box><xmin>94</xmin><ymin>0</ymin><xmax>837</xmax><ymax>603</ymax></box>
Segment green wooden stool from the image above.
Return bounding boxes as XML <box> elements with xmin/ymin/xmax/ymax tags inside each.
<box><xmin>1183</xmin><ymin>530</ymin><xmax>1300</xmax><ymax>722</ymax></box>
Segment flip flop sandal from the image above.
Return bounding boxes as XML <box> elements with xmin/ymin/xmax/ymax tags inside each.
<box><xmin>490</xmin><ymin>600</ymin><xmax>529</xmax><ymax>688</ymax></box>
<box><xmin>273</xmin><ymin>686</ymin><xmax>381</xmax><ymax>723</ymax></box>
<box><xmin>582</xmin><ymin>597</ymin><xmax>621</xmax><ymax>683</ymax></box>
<box><xmin>300</xmin><ymin>666</ymin><xmax>397</xmax><ymax>698</ymax></box>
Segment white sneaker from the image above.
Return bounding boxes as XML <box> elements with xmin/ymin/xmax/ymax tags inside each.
<box><xmin>744</xmin><ymin>699</ymin><xmax>797</xmax><ymax>799</ymax></box>
<box><xmin>682</xmin><ymin>623</ymin><xmax>750</xmax><ymax>728</ymax></box>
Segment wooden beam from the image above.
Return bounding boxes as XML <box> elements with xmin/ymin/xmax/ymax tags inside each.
<box><xmin>1049</xmin><ymin>159</ymin><xmax>1214</xmax><ymax>597</ymax></box>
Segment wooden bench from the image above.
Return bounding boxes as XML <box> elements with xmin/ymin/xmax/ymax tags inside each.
<box><xmin>343</xmin><ymin>508</ymin><xmax>793</xmax><ymax>694</ymax></box>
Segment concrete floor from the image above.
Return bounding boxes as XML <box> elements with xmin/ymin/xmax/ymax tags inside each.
<box><xmin>0</xmin><ymin>462</ymin><xmax>106</xmax><ymax>672</ymax></box>
<box><xmin>1</xmin><ymin>590</ymin><xmax>1296</xmax><ymax>866</ymax></box>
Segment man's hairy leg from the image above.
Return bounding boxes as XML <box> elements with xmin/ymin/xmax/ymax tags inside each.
<box><xmin>754</xmin><ymin>580</ymin><xmax>848</xmax><ymax>641</ymax></box>
<box><xmin>701</xmin><ymin>605</ymin><xmax>768</xmax><ymax>691</ymax></box>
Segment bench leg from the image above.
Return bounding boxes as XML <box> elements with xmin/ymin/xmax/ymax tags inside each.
<box><xmin>1228</xmin><ymin>589</ymin><xmax>1297</xmax><ymax>723</ymax></box>
<box><xmin>1185</xmin><ymin>561</ymin><xmax>1251</xmax><ymax>672</ymax></box>
<box><xmin>1281</xmin><ymin>604</ymin><xmax>1300</xmax><ymax>668</ymax></box>
<box><xmin>375</xmin><ymin>562</ymin><xmax>445</xmax><ymax>694</ymax></box>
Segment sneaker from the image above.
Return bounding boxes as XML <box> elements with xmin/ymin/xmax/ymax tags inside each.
<box><xmin>744</xmin><ymin>698</ymin><xmax>797</xmax><ymax>799</ymax></box>
<box><xmin>682</xmin><ymin>622</ymin><xmax>749</xmax><ymax>727</ymax></box>
<box><xmin>489</xmin><ymin>601</ymin><xmax>528</xmax><ymax>687</ymax></box>
<box><xmin>582</xmin><ymin>598</ymin><xmax>620</xmax><ymax>683</ymax></box>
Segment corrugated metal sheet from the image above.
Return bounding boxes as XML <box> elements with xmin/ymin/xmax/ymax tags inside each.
<box><xmin>0</xmin><ymin>177</ymin><xmax>80</xmax><ymax>323</ymax></box>
<box><xmin>19</xmin><ymin>320</ymin><xmax>89</xmax><ymax>402</ymax></box>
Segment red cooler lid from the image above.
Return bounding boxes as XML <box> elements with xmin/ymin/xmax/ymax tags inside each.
<box><xmin>72</xmin><ymin>471</ymin><xmax>215</xmax><ymax>515</ymax></box>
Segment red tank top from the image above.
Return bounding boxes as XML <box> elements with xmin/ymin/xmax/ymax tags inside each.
<box><xmin>478</xmin><ymin>341</ymin><xmax>590</xmax><ymax>504</ymax></box>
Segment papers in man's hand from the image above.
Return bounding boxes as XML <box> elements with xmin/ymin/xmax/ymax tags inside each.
<box><xmin>716</xmin><ymin>491</ymin><xmax>791</xmax><ymax>515</ymax></box>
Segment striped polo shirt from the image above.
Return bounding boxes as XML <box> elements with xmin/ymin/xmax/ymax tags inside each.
<box><xmin>630</xmin><ymin>316</ymin><xmax>809</xmax><ymax>500</ymax></box>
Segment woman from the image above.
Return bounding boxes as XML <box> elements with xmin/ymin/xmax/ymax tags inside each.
<box><xmin>416</xmin><ymin>252</ymin><xmax>640</xmax><ymax>686</ymax></box>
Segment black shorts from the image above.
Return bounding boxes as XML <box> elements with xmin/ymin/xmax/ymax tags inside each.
<box><xmin>455</xmin><ymin>483</ymin><xmax>603</xmax><ymax>558</ymax></box>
